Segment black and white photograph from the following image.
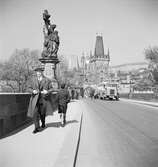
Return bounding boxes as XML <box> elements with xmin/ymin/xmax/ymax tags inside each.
<box><xmin>1</xmin><ymin>0</ymin><xmax>158</xmax><ymax>166</ymax></box>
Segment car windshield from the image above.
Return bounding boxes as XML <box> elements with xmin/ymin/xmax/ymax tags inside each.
<box><xmin>98</xmin><ymin>83</ymin><xmax>118</xmax><ymax>88</ymax></box>
<box><xmin>107</xmin><ymin>84</ymin><xmax>117</xmax><ymax>87</ymax></box>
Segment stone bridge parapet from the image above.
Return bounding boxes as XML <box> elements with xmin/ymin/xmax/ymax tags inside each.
<box><xmin>0</xmin><ymin>93</ymin><xmax>58</xmax><ymax>138</ymax></box>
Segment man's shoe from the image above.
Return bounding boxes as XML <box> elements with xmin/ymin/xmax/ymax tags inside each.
<box><xmin>61</xmin><ymin>119</ymin><xmax>64</xmax><ymax>126</ymax></box>
<box><xmin>61</xmin><ymin>119</ymin><xmax>66</xmax><ymax>127</ymax></box>
<box><xmin>33</xmin><ymin>128</ymin><xmax>39</xmax><ymax>134</ymax></box>
<box><xmin>61</xmin><ymin>123</ymin><xmax>64</xmax><ymax>127</ymax></box>
<box><xmin>41</xmin><ymin>124</ymin><xmax>46</xmax><ymax>128</ymax></box>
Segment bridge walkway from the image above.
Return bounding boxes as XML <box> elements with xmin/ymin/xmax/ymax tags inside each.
<box><xmin>0</xmin><ymin>100</ymin><xmax>82</xmax><ymax>167</ymax></box>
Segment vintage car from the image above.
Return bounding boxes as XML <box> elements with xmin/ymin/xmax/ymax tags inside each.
<box><xmin>97</xmin><ymin>82</ymin><xmax>119</xmax><ymax>100</ymax></box>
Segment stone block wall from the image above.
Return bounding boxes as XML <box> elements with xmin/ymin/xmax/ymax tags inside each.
<box><xmin>0</xmin><ymin>93</ymin><xmax>31</xmax><ymax>138</ymax></box>
<box><xmin>0</xmin><ymin>93</ymin><xmax>58</xmax><ymax>138</ymax></box>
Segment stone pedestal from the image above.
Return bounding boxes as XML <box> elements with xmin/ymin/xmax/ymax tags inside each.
<box><xmin>39</xmin><ymin>57</ymin><xmax>59</xmax><ymax>89</ymax></box>
<box><xmin>44</xmin><ymin>63</ymin><xmax>55</xmax><ymax>79</ymax></box>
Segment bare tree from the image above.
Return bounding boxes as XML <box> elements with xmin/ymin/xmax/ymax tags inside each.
<box><xmin>57</xmin><ymin>55</ymin><xmax>69</xmax><ymax>83</ymax></box>
<box><xmin>145</xmin><ymin>46</ymin><xmax>158</xmax><ymax>84</ymax></box>
<box><xmin>145</xmin><ymin>46</ymin><xmax>158</xmax><ymax>63</ymax></box>
<box><xmin>0</xmin><ymin>49</ymin><xmax>41</xmax><ymax>92</ymax></box>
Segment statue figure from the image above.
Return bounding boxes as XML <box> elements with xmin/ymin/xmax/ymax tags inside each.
<box><xmin>53</xmin><ymin>30</ymin><xmax>60</xmax><ymax>55</ymax></box>
<box><xmin>47</xmin><ymin>24</ymin><xmax>57</xmax><ymax>57</ymax></box>
<box><xmin>41</xmin><ymin>10</ymin><xmax>60</xmax><ymax>59</ymax></box>
<box><xmin>43</xmin><ymin>10</ymin><xmax>50</xmax><ymax>30</ymax></box>
<box><xmin>42</xmin><ymin>24</ymin><xmax>49</xmax><ymax>58</ymax></box>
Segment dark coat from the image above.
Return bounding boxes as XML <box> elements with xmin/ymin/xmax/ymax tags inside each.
<box><xmin>27</xmin><ymin>76</ymin><xmax>53</xmax><ymax>118</ymax></box>
<box><xmin>57</xmin><ymin>89</ymin><xmax>70</xmax><ymax>114</ymax></box>
<box><xmin>90</xmin><ymin>88</ymin><xmax>95</xmax><ymax>98</ymax></box>
<box><xmin>71</xmin><ymin>89</ymin><xmax>75</xmax><ymax>99</ymax></box>
<box><xmin>80</xmin><ymin>87</ymin><xmax>84</xmax><ymax>98</ymax></box>
<box><xmin>57</xmin><ymin>89</ymin><xmax>70</xmax><ymax>106</ymax></box>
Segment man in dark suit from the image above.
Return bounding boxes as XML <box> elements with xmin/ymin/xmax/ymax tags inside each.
<box><xmin>27</xmin><ymin>66</ymin><xmax>53</xmax><ymax>133</ymax></box>
<box><xmin>71</xmin><ymin>88</ymin><xmax>75</xmax><ymax>100</ymax></box>
<box><xmin>57</xmin><ymin>83</ymin><xmax>70</xmax><ymax>126</ymax></box>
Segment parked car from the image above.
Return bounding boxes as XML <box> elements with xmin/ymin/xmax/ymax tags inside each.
<box><xmin>97</xmin><ymin>82</ymin><xmax>119</xmax><ymax>100</ymax></box>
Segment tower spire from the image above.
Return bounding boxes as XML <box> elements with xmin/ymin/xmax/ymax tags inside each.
<box><xmin>77</xmin><ymin>56</ymin><xmax>80</xmax><ymax>70</ymax></box>
<box><xmin>81</xmin><ymin>51</ymin><xmax>85</xmax><ymax>69</ymax></box>
<box><xmin>107</xmin><ymin>48</ymin><xmax>110</xmax><ymax>61</ymax></box>
<box><xmin>90</xmin><ymin>50</ymin><xmax>92</xmax><ymax>58</ymax></box>
<box><xmin>94</xmin><ymin>35</ymin><xmax>104</xmax><ymax>58</ymax></box>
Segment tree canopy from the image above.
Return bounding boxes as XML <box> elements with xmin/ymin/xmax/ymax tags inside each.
<box><xmin>0</xmin><ymin>49</ymin><xmax>41</xmax><ymax>92</ymax></box>
<box><xmin>145</xmin><ymin>46</ymin><xmax>158</xmax><ymax>84</ymax></box>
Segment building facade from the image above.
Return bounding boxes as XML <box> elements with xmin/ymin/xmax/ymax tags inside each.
<box><xmin>81</xmin><ymin>35</ymin><xmax>110</xmax><ymax>84</ymax></box>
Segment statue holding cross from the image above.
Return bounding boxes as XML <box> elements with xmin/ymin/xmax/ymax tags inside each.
<box><xmin>42</xmin><ymin>10</ymin><xmax>60</xmax><ymax>59</ymax></box>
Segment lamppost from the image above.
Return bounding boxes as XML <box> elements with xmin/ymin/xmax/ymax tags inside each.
<box><xmin>129</xmin><ymin>77</ymin><xmax>133</xmax><ymax>98</ymax></box>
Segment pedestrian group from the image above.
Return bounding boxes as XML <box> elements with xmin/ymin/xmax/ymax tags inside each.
<box><xmin>27</xmin><ymin>66</ymin><xmax>71</xmax><ymax>134</ymax></box>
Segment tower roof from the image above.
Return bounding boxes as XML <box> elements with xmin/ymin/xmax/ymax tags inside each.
<box><xmin>94</xmin><ymin>35</ymin><xmax>104</xmax><ymax>58</ymax></box>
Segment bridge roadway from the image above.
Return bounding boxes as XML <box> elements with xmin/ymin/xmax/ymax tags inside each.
<box><xmin>1</xmin><ymin>99</ymin><xmax>158</xmax><ymax>167</ymax></box>
<box><xmin>75</xmin><ymin>99</ymin><xmax>158</xmax><ymax>167</ymax></box>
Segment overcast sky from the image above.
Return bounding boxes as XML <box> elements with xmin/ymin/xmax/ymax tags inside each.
<box><xmin>1</xmin><ymin>0</ymin><xmax>158</xmax><ymax>65</ymax></box>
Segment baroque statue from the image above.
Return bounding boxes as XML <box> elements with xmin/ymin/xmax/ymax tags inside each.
<box><xmin>42</xmin><ymin>10</ymin><xmax>60</xmax><ymax>58</ymax></box>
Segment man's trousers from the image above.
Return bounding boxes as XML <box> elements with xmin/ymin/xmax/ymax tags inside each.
<box><xmin>33</xmin><ymin>103</ymin><xmax>46</xmax><ymax>129</ymax></box>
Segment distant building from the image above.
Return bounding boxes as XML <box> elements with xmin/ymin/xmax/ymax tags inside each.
<box><xmin>109</xmin><ymin>63</ymin><xmax>152</xmax><ymax>93</ymax></box>
<box><xmin>81</xmin><ymin>35</ymin><xmax>110</xmax><ymax>84</ymax></box>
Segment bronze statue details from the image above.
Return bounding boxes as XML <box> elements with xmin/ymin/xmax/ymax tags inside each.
<box><xmin>42</xmin><ymin>10</ymin><xmax>60</xmax><ymax>58</ymax></box>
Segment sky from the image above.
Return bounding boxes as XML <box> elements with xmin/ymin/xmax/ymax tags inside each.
<box><xmin>1</xmin><ymin>0</ymin><xmax>158</xmax><ymax>66</ymax></box>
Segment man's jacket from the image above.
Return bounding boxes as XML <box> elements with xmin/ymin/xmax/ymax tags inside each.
<box><xmin>27</xmin><ymin>76</ymin><xmax>53</xmax><ymax>118</ymax></box>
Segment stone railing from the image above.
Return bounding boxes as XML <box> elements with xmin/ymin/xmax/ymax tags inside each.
<box><xmin>0</xmin><ymin>93</ymin><xmax>58</xmax><ymax>138</ymax></box>
<box><xmin>120</xmin><ymin>92</ymin><xmax>158</xmax><ymax>102</ymax></box>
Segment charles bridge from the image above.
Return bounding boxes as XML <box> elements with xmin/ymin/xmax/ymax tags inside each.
<box><xmin>1</xmin><ymin>10</ymin><xmax>158</xmax><ymax>167</ymax></box>
<box><xmin>1</xmin><ymin>92</ymin><xmax>158</xmax><ymax>167</ymax></box>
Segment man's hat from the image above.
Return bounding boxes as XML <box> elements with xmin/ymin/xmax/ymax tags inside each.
<box><xmin>34</xmin><ymin>65</ymin><xmax>44</xmax><ymax>72</ymax></box>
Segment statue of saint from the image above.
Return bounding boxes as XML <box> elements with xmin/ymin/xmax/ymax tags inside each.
<box><xmin>47</xmin><ymin>24</ymin><xmax>57</xmax><ymax>57</ymax></box>
<box><xmin>41</xmin><ymin>10</ymin><xmax>60</xmax><ymax>58</ymax></box>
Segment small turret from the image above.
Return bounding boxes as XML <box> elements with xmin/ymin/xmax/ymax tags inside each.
<box><xmin>90</xmin><ymin>50</ymin><xmax>93</xmax><ymax>58</ymax></box>
<box><xmin>107</xmin><ymin>48</ymin><xmax>110</xmax><ymax>61</ymax></box>
<box><xmin>77</xmin><ymin>56</ymin><xmax>80</xmax><ymax>70</ymax></box>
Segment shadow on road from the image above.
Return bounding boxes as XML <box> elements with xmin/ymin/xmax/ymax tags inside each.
<box><xmin>65</xmin><ymin>120</ymin><xmax>78</xmax><ymax>126</ymax></box>
<box><xmin>70</xmin><ymin>100</ymin><xmax>78</xmax><ymax>103</ymax></box>
<box><xmin>46</xmin><ymin>120</ymin><xmax>78</xmax><ymax>129</ymax></box>
<box><xmin>0</xmin><ymin>120</ymin><xmax>79</xmax><ymax>139</ymax></box>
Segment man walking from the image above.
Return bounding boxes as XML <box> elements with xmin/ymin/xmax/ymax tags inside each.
<box><xmin>27</xmin><ymin>66</ymin><xmax>53</xmax><ymax>133</ymax></box>
<box><xmin>90</xmin><ymin>88</ymin><xmax>95</xmax><ymax>99</ymax></box>
<box><xmin>57</xmin><ymin>83</ymin><xmax>70</xmax><ymax>126</ymax></box>
<box><xmin>71</xmin><ymin>88</ymin><xmax>75</xmax><ymax>100</ymax></box>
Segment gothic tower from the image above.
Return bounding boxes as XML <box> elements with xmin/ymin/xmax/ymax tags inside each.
<box><xmin>89</xmin><ymin>35</ymin><xmax>110</xmax><ymax>84</ymax></box>
<box><xmin>94</xmin><ymin>35</ymin><xmax>105</xmax><ymax>58</ymax></box>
